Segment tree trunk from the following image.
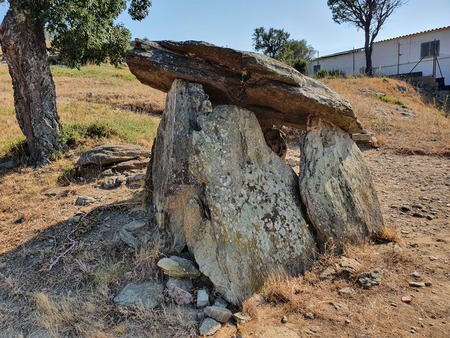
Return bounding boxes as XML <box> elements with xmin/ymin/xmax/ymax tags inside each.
<box><xmin>364</xmin><ymin>30</ymin><xmax>373</xmax><ymax>77</ymax></box>
<box><xmin>0</xmin><ymin>8</ymin><xmax>62</xmax><ymax>167</ymax></box>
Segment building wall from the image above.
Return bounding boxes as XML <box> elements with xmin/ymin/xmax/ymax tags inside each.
<box><xmin>309</xmin><ymin>27</ymin><xmax>450</xmax><ymax>85</ymax></box>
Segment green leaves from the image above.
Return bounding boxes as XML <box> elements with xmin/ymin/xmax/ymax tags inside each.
<box><xmin>252</xmin><ymin>27</ymin><xmax>315</xmax><ymax>74</ymax></box>
<box><xmin>252</xmin><ymin>27</ymin><xmax>290</xmax><ymax>59</ymax></box>
<box><xmin>7</xmin><ymin>0</ymin><xmax>152</xmax><ymax>68</ymax></box>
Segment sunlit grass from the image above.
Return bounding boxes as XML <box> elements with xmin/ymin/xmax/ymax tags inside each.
<box><xmin>50</xmin><ymin>64</ymin><xmax>137</xmax><ymax>81</ymax></box>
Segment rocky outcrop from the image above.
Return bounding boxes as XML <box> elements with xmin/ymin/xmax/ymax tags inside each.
<box><xmin>149</xmin><ymin>79</ymin><xmax>316</xmax><ymax>304</ymax></box>
<box><xmin>127</xmin><ymin>40</ymin><xmax>363</xmax><ymax>134</ymax></box>
<box><xmin>76</xmin><ymin>144</ymin><xmax>150</xmax><ymax>167</ymax></box>
<box><xmin>299</xmin><ymin>117</ymin><xmax>384</xmax><ymax>250</ymax></box>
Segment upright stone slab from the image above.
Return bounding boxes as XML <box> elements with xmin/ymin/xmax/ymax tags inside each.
<box><xmin>299</xmin><ymin>117</ymin><xmax>384</xmax><ymax>250</ymax></box>
<box><xmin>147</xmin><ymin>79</ymin><xmax>206</xmax><ymax>252</ymax></box>
<box><xmin>186</xmin><ymin>105</ymin><xmax>317</xmax><ymax>304</ymax></box>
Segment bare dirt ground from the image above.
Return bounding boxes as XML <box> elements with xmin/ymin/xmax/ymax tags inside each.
<box><xmin>0</xmin><ymin>146</ymin><xmax>448</xmax><ymax>337</ymax></box>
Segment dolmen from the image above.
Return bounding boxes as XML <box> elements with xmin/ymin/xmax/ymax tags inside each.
<box><xmin>126</xmin><ymin>40</ymin><xmax>383</xmax><ymax>305</ymax></box>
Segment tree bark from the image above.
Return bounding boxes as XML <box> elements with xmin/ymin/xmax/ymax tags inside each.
<box><xmin>364</xmin><ymin>30</ymin><xmax>373</xmax><ymax>77</ymax></box>
<box><xmin>0</xmin><ymin>8</ymin><xmax>62</xmax><ymax>166</ymax></box>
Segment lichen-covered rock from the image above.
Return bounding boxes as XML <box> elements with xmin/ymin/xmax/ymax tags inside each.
<box><xmin>127</xmin><ymin>40</ymin><xmax>363</xmax><ymax>134</ymax></box>
<box><xmin>146</xmin><ymin>80</ymin><xmax>207</xmax><ymax>251</ymax></box>
<box><xmin>186</xmin><ymin>105</ymin><xmax>316</xmax><ymax>304</ymax></box>
<box><xmin>76</xmin><ymin>144</ymin><xmax>150</xmax><ymax>167</ymax></box>
<box><xmin>299</xmin><ymin>117</ymin><xmax>384</xmax><ymax>250</ymax></box>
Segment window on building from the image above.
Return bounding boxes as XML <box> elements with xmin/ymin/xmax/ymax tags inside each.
<box><xmin>421</xmin><ymin>40</ymin><xmax>440</xmax><ymax>58</ymax></box>
<box><xmin>313</xmin><ymin>65</ymin><xmax>321</xmax><ymax>73</ymax></box>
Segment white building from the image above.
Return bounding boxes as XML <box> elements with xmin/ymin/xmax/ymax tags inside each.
<box><xmin>309</xmin><ymin>26</ymin><xmax>450</xmax><ymax>88</ymax></box>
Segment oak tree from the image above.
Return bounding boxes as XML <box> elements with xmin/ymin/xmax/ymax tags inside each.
<box><xmin>327</xmin><ymin>0</ymin><xmax>406</xmax><ymax>76</ymax></box>
<box><xmin>0</xmin><ymin>0</ymin><xmax>152</xmax><ymax>166</ymax></box>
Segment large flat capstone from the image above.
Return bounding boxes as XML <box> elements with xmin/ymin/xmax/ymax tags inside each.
<box><xmin>127</xmin><ymin>40</ymin><xmax>363</xmax><ymax>134</ymax></box>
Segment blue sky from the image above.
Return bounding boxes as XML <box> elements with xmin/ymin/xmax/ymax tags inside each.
<box><xmin>1</xmin><ymin>0</ymin><xmax>449</xmax><ymax>57</ymax></box>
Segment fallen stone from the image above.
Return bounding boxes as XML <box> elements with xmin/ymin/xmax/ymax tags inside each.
<box><xmin>320</xmin><ymin>266</ymin><xmax>337</xmax><ymax>281</ymax></box>
<box><xmin>43</xmin><ymin>187</ymin><xmax>70</xmax><ymax>197</ymax></box>
<box><xmin>411</xmin><ymin>271</ymin><xmax>421</xmax><ymax>278</ymax></box>
<box><xmin>232</xmin><ymin>312</ymin><xmax>252</xmax><ymax>324</ymax></box>
<box><xmin>110</xmin><ymin>158</ymin><xmax>149</xmax><ymax>171</ymax></box>
<box><xmin>197</xmin><ymin>288</ymin><xmax>209</xmax><ymax>308</ymax></box>
<box><xmin>204</xmin><ymin>306</ymin><xmax>232</xmax><ymax>323</ymax></box>
<box><xmin>338</xmin><ymin>257</ymin><xmax>361</xmax><ymax>274</ymax></box>
<box><xmin>167</xmin><ymin>284</ymin><xmax>193</xmax><ymax>305</ymax></box>
<box><xmin>358</xmin><ymin>270</ymin><xmax>382</xmax><ymax>289</ymax></box>
<box><xmin>167</xmin><ymin>277</ymin><xmax>193</xmax><ymax>292</ymax></box>
<box><xmin>338</xmin><ymin>287</ymin><xmax>355</xmax><ymax>296</ymax></box>
<box><xmin>127</xmin><ymin>40</ymin><xmax>363</xmax><ymax>134</ymax></box>
<box><xmin>119</xmin><ymin>220</ymin><xmax>149</xmax><ymax>249</ymax></box>
<box><xmin>402</xmin><ymin>295</ymin><xmax>412</xmax><ymax>303</ymax></box>
<box><xmin>213</xmin><ymin>297</ymin><xmax>228</xmax><ymax>308</ymax></box>
<box><xmin>75</xmin><ymin>196</ymin><xmax>96</xmax><ymax>206</ymax></box>
<box><xmin>157</xmin><ymin>256</ymin><xmax>201</xmax><ymax>278</ymax></box>
<box><xmin>299</xmin><ymin>117</ymin><xmax>384</xmax><ymax>250</ymax></box>
<box><xmin>166</xmin><ymin>277</ymin><xmax>194</xmax><ymax>305</ymax></box>
<box><xmin>100</xmin><ymin>177</ymin><xmax>121</xmax><ymax>189</ymax></box>
<box><xmin>305</xmin><ymin>312</ymin><xmax>315</xmax><ymax>320</ymax></box>
<box><xmin>113</xmin><ymin>282</ymin><xmax>163</xmax><ymax>309</ymax></box>
<box><xmin>199</xmin><ymin>317</ymin><xmax>221</xmax><ymax>336</ymax></box>
<box><xmin>425</xmin><ymin>281</ymin><xmax>433</xmax><ymax>287</ymax></box>
<box><xmin>409</xmin><ymin>281</ymin><xmax>426</xmax><ymax>288</ymax></box>
<box><xmin>76</xmin><ymin>144</ymin><xmax>151</xmax><ymax>167</ymax></box>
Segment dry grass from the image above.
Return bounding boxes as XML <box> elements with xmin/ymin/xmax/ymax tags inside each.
<box><xmin>239</xmin><ymin>241</ymin><xmax>428</xmax><ymax>337</ymax></box>
<box><xmin>322</xmin><ymin>76</ymin><xmax>450</xmax><ymax>155</ymax></box>
<box><xmin>1</xmin><ymin>65</ymin><xmax>449</xmax><ymax>337</ymax></box>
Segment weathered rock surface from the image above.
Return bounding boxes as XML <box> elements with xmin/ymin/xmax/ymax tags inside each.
<box><xmin>76</xmin><ymin>144</ymin><xmax>151</xmax><ymax>167</ymax></box>
<box><xmin>113</xmin><ymin>282</ymin><xmax>163</xmax><ymax>309</ymax></box>
<box><xmin>204</xmin><ymin>306</ymin><xmax>232</xmax><ymax>323</ymax></box>
<box><xmin>127</xmin><ymin>40</ymin><xmax>363</xmax><ymax>134</ymax></box>
<box><xmin>299</xmin><ymin>117</ymin><xmax>384</xmax><ymax>250</ymax></box>
<box><xmin>186</xmin><ymin>104</ymin><xmax>316</xmax><ymax>304</ymax></box>
<box><xmin>148</xmin><ymin>80</ymin><xmax>316</xmax><ymax>304</ymax></box>
<box><xmin>157</xmin><ymin>256</ymin><xmax>201</xmax><ymax>278</ymax></box>
<box><xmin>145</xmin><ymin>80</ymin><xmax>206</xmax><ymax>251</ymax></box>
<box><xmin>199</xmin><ymin>317</ymin><xmax>221</xmax><ymax>336</ymax></box>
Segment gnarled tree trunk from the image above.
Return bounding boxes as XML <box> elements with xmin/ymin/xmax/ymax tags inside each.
<box><xmin>0</xmin><ymin>8</ymin><xmax>61</xmax><ymax>166</ymax></box>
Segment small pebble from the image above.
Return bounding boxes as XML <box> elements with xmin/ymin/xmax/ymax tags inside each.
<box><xmin>429</xmin><ymin>256</ymin><xmax>438</xmax><ymax>261</ymax></box>
<box><xmin>304</xmin><ymin>312</ymin><xmax>315</xmax><ymax>320</ymax></box>
<box><xmin>281</xmin><ymin>315</ymin><xmax>288</xmax><ymax>323</ymax></box>
<box><xmin>425</xmin><ymin>281</ymin><xmax>432</xmax><ymax>287</ymax></box>
<box><xmin>401</xmin><ymin>295</ymin><xmax>412</xmax><ymax>303</ymax></box>
<box><xmin>410</xmin><ymin>271</ymin><xmax>421</xmax><ymax>278</ymax></box>
<box><xmin>345</xmin><ymin>319</ymin><xmax>351</xmax><ymax>325</ymax></box>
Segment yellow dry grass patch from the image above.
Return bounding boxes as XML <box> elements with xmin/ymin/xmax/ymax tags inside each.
<box><xmin>322</xmin><ymin>77</ymin><xmax>450</xmax><ymax>154</ymax></box>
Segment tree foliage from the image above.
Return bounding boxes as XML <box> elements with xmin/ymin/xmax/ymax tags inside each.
<box><xmin>252</xmin><ymin>27</ymin><xmax>316</xmax><ymax>75</ymax></box>
<box><xmin>2</xmin><ymin>0</ymin><xmax>152</xmax><ymax>68</ymax></box>
<box><xmin>0</xmin><ymin>0</ymin><xmax>152</xmax><ymax>165</ymax></box>
<box><xmin>252</xmin><ymin>27</ymin><xmax>290</xmax><ymax>59</ymax></box>
<box><xmin>327</xmin><ymin>0</ymin><xmax>406</xmax><ymax>76</ymax></box>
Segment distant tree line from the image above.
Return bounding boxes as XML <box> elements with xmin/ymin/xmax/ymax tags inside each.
<box><xmin>252</xmin><ymin>27</ymin><xmax>316</xmax><ymax>74</ymax></box>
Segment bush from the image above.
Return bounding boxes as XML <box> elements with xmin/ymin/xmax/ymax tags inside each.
<box><xmin>315</xmin><ymin>68</ymin><xmax>328</xmax><ymax>79</ymax></box>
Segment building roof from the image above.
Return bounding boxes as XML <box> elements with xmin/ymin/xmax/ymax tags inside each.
<box><xmin>316</xmin><ymin>26</ymin><xmax>450</xmax><ymax>60</ymax></box>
